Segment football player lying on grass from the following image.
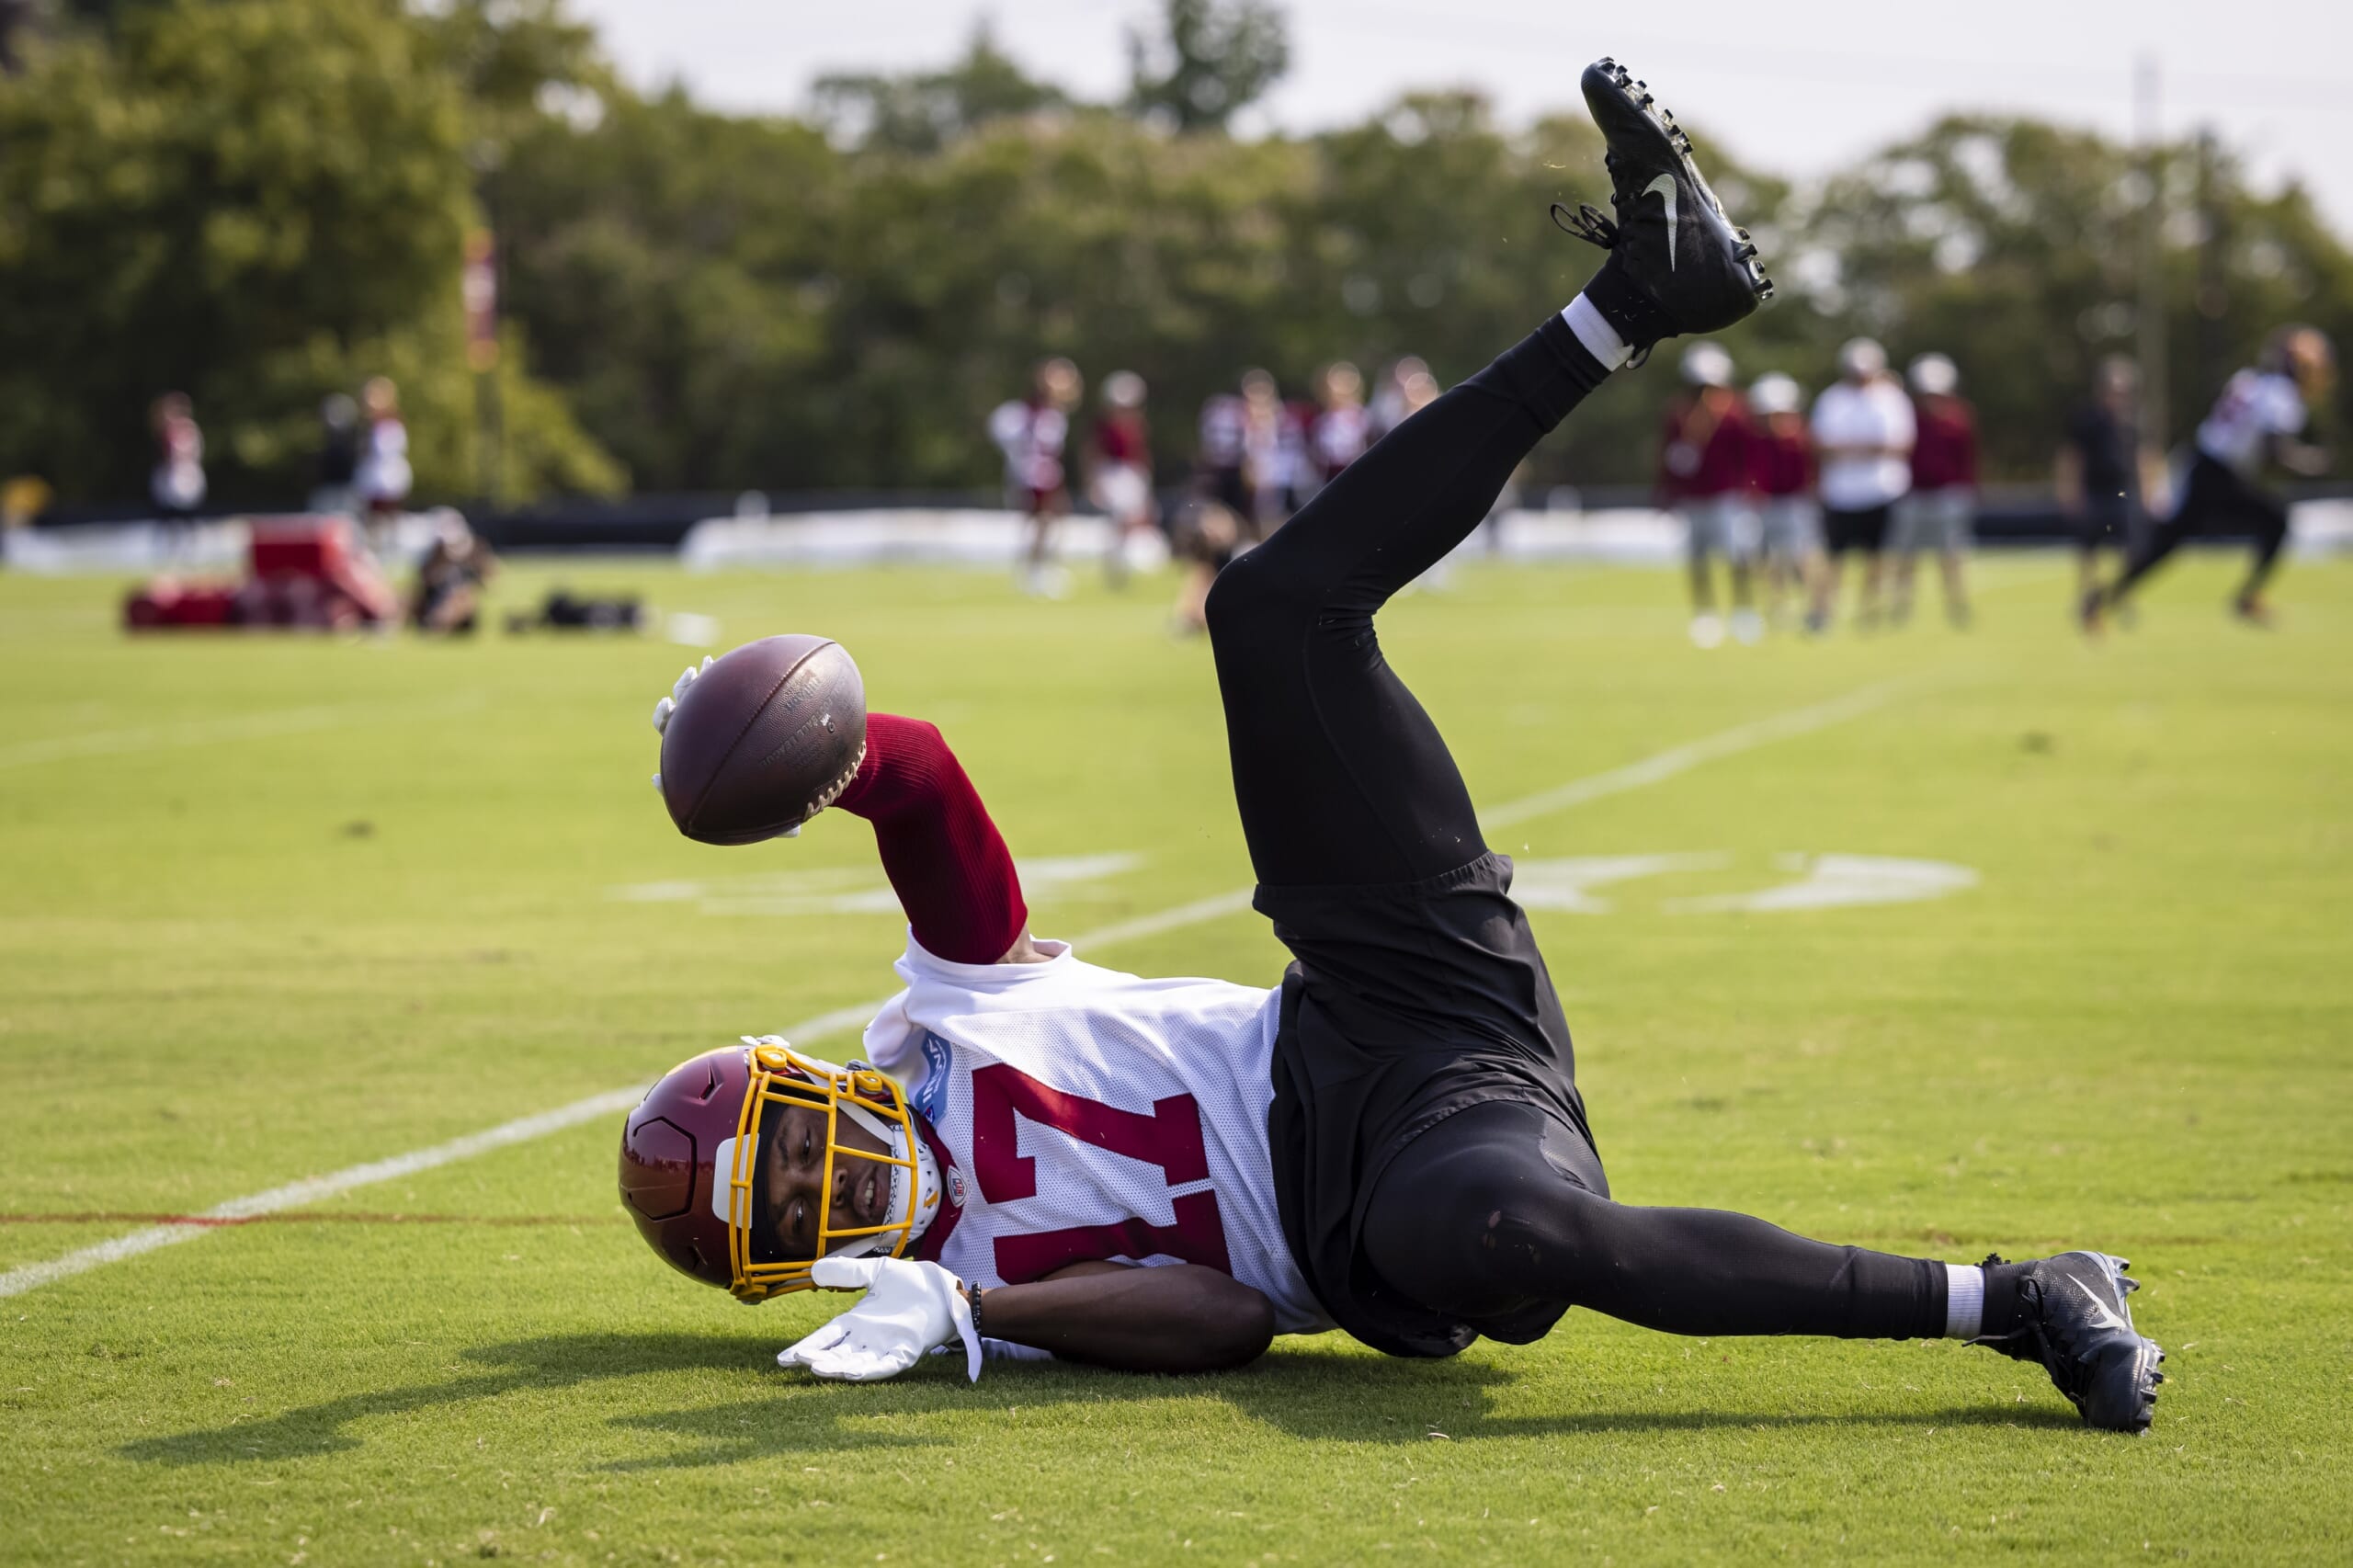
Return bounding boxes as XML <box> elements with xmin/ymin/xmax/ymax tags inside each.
<box><xmin>617</xmin><ymin>58</ymin><xmax>2165</xmax><ymax>1432</ymax></box>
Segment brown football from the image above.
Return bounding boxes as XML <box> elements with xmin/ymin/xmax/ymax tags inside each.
<box><xmin>658</xmin><ymin>634</ymin><xmax>868</xmax><ymax>846</ymax></box>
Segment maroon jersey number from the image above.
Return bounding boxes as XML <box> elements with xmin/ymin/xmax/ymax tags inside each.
<box><xmin>969</xmin><ymin>1062</ymin><xmax>1233</xmax><ymax>1282</ymax></box>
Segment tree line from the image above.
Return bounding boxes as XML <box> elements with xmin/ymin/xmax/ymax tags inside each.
<box><xmin>3</xmin><ymin>0</ymin><xmax>2345</xmax><ymax>507</ymax></box>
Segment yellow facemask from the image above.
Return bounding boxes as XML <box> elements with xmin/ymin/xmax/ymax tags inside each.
<box><xmin>718</xmin><ymin>1038</ymin><xmax>931</xmax><ymax>1301</ymax></box>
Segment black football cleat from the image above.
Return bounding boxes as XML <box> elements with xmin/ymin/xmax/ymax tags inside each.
<box><xmin>1972</xmin><ymin>1251</ymin><xmax>2165</xmax><ymax>1433</ymax></box>
<box><xmin>1555</xmin><ymin>57</ymin><xmax>1773</xmax><ymax>358</ymax></box>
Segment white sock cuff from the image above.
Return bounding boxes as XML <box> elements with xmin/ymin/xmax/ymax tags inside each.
<box><xmin>1943</xmin><ymin>1263</ymin><xmax>1984</xmax><ymax>1339</ymax></box>
<box><xmin>1562</xmin><ymin>293</ymin><xmax>1632</xmax><ymax>370</ymax></box>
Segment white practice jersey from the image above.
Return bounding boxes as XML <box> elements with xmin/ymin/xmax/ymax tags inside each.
<box><xmin>1810</xmin><ymin>378</ymin><xmax>1915</xmax><ymax>510</ymax></box>
<box><xmin>859</xmin><ymin>936</ymin><xmax>1332</xmax><ymax>1336</ymax></box>
<box><xmin>356</xmin><ymin>417</ymin><xmax>411</xmax><ymax>504</ymax></box>
<box><xmin>987</xmin><ymin>400</ymin><xmax>1069</xmax><ymax>493</ymax></box>
<box><xmin>2196</xmin><ymin>369</ymin><xmax>2305</xmax><ymax>475</ymax></box>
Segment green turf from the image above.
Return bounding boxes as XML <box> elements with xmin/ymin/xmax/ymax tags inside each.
<box><xmin>2</xmin><ymin>553</ymin><xmax>2348</xmax><ymax>1564</ymax></box>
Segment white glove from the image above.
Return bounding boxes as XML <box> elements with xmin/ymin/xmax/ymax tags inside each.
<box><xmin>777</xmin><ymin>1256</ymin><xmax>982</xmax><ymax>1384</ymax></box>
<box><xmin>649</xmin><ymin>656</ymin><xmax>711</xmax><ymax>739</ymax></box>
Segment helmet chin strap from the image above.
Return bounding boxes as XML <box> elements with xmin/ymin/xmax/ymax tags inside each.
<box><xmin>829</xmin><ymin>1094</ymin><xmax>940</xmax><ymax>1260</ymax></box>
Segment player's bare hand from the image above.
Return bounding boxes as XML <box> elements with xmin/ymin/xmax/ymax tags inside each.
<box><xmin>777</xmin><ymin>1256</ymin><xmax>981</xmax><ymax>1383</ymax></box>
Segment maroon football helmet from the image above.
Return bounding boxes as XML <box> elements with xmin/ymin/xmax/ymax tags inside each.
<box><xmin>618</xmin><ymin>1046</ymin><xmax>748</xmax><ymax>1293</ymax></box>
<box><xmin>619</xmin><ymin>1039</ymin><xmax>934</xmax><ymax>1301</ymax></box>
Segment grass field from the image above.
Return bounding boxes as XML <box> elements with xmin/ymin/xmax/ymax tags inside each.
<box><xmin>2</xmin><ymin>551</ymin><xmax>2348</xmax><ymax>1564</ymax></box>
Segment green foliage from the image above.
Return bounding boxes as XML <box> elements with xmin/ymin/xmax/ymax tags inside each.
<box><xmin>490</xmin><ymin>87</ymin><xmax>1787</xmax><ymax>493</ymax></box>
<box><xmin>7</xmin><ymin>0</ymin><xmax>2352</xmax><ymax>502</ymax></box>
<box><xmin>489</xmin><ymin>88</ymin><xmax>842</xmax><ymax>493</ymax></box>
<box><xmin>813</xmin><ymin>21</ymin><xmax>1069</xmax><ymax>156</ymax></box>
<box><xmin>0</xmin><ymin>0</ymin><xmax>619</xmax><ymax>505</ymax></box>
<box><xmin>1791</xmin><ymin>118</ymin><xmax>2353</xmax><ymax>474</ymax></box>
<box><xmin>1126</xmin><ymin>0</ymin><xmax>1290</xmax><ymax>134</ymax></box>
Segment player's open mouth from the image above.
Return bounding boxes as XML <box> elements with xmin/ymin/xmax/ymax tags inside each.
<box><xmin>855</xmin><ymin>1168</ymin><xmax>883</xmax><ymax>1223</ymax></box>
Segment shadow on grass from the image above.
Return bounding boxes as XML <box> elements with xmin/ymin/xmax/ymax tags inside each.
<box><xmin>118</xmin><ymin>1329</ymin><xmax>2079</xmax><ymax>1471</ymax></box>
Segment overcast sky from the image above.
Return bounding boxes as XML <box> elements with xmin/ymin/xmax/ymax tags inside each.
<box><xmin>566</xmin><ymin>0</ymin><xmax>2353</xmax><ymax>226</ymax></box>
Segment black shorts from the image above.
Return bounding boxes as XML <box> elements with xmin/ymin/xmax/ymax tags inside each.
<box><xmin>1824</xmin><ymin>504</ymin><xmax>1892</xmax><ymax>556</ymax></box>
<box><xmin>1262</xmin><ymin>851</ymin><xmax>1600</xmax><ymax>1358</ymax></box>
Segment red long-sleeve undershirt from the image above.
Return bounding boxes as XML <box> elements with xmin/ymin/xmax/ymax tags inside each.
<box><xmin>833</xmin><ymin>712</ymin><xmax>1028</xmax><ymax>965</ymax></box>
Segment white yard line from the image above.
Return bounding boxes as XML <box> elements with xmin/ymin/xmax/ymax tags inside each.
<box><xmin>1059</xmin><ymin>889</ymin><xmax>1260</xmax><ymax>949</ymax></box>
<box><xmin>0</xmin><ymin>675</ymin><xmax>1908</xmax><ymax>1300</ymax></box>
<box><xmin>1480</xmin><ymin>679</ymin><xmax>1909</xmax><ymax>830</ymax></box>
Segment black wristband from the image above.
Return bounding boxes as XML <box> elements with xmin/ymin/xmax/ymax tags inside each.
<box><xmin>965</xmin><ymin>1281</ymin><xmax>984</xmax><ymax>1339</ymax></box>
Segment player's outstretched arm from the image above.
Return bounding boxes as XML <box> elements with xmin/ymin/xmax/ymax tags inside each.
<box><xmin>978</xmin><ymin>1260</ymin><xmax>1277</xmax><ymax>1373</ymax></box>
<box><xmin>651</xmin><ymin>658</ymin><xmax>1038</xmax><ymax>962</ymax></box>
<box><xmin>832</xmin><ymin>712</ymin><xmax>1041</xmax><ymax>964</ymax></box>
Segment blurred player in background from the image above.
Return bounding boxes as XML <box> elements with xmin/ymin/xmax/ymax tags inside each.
<box><xmin>2088</xmin><ymin>326</ymin><xmax>2335</xmax><ymax>629</ymax></box>
<box><xmin>1891</xmin><ymin>353</ymin><xmax>1978</xmax><ymax>630</ymax></box>
<box><xmin>989</xmin><ymin>357</ymin><xmax>1082</xmax><ymax>598</ymax></box>
<box><xmin>1809</xmin><ymin>337</ymin><xmax>1914</xmax><ymax>630</ymax></box>
<box><xmin>1195</xmin><ymin>379</ymin><xmax>1251</xmax><ymax>526</ymax></box>
<box><xmin>408</xmin><ymin>512</ymin><xmax>497</xmax><ymax>634</ymax></box>
<box><xmin>2056</xmin><ymin>357</ymin><xmax>2154</xmax><ymax>615</ymax></box>
<box><xmin>1745</xmin><ymin>372</ymin><xmax>1823</xmax><ymax>631</ymax></box>
<box><xmin>1310</xmin><ymin>361</ymin><xmax>1370</xmax><ymax>488</ymax></box>
<box><xmin>1087</xmin><ymin>370</ymin><xmax>1156</xmax><ymax>589</ymax></box>
<box><xmin>354</xmin><ymin>376</ymin><xmax>413</xmax><ymax>557</ymax></box>
<box><xmin>1368</xmin><ymin>355</ymin><xmax>1437</xmax><ymax>441</ymax></box>
<box><xmin>148</xmin><ymin>392</ymin><xmax>205</xmax><ymax>558</ymax></box>
<box><xmin>310</xmin><ymin>392</ymin><xmax>361</xmax><ymax>520</ymax></box>
<box><xmin>1279</xmin><ymin>381</ymin><xmax>1321</xmax><ymax>515</ymax></box>
<box><xmin>1167</xmin><ymin>496</ymin><xmax>1243</xmax><ymax>635</ymax></box>
<box><xmin>1239</xmin><ymin>368</ymin><xmax>1291</xmax><ymax>538</ymax></box>
<box><xmin>1659</xmin><ymin>341</ymin><xmax>1759</xmax><ymax>647</ymax></box>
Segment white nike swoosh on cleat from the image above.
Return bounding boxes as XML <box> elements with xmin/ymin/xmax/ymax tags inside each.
<box><xmin>1644</xmin><ymin>173</ymin><xmax>1678</xmax><ymax>269</ymax></box>
<box><xmin>2068</xmin><ymin>1273</ymin><xmax>2130</xmax><ymax>1333</ymax></box>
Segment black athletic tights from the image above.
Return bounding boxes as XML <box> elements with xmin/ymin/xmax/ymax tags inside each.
<box><xmin>1207</xmin><ymin>316</ymin><xmax>1946</xmax><ymax>1342</ymax></box>
<box><xmin>2109</xmin><ymin>450</ymin><xmax>2291</xmax><ymax>607</ymax></box>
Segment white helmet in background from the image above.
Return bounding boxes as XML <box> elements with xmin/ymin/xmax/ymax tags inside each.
<box><xmin>1838</xmin><ymin>337</ymin><xmax>1887</xmax><ymax>381</ymax></box>
<box><xmin>1102</xmin><ymin>369</ymin><xmax>1147</xmax><ymax>410</ymax></box>
<box><xmin>1748</xmin><ymin>372</ymin><xmax>1802</xmax><ymax>415</ymax></box>
<box><xmin>1681</xmin><ymin>341</ymin><xmax>1735</xmax><ymax>388</ymax></box>
<box><xmin>1908</xmin><ymin>352</ymin><xmax>1959</xmax><ymax>397</ymax></box>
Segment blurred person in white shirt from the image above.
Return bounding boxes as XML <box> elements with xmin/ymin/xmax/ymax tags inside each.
<box><xmin>149</xmin><ymin>392</ymin><xmax>205</xmax><ymax>561</ymax></box>
<box><xmin>1310</xmin><ymin>362</ymin><xmax>1370</xmax><ymax>487</ymax></box>
<box><xmin>355</xmin><ymin>377</ymin><xmax>413</xmax><ymax>557</ymax></box>
<box><xmin>1808</xmin><ymin>338</ymin><xmax>1914</xmax><ymax>629</ymax></box>
<box><xmin>1238</xmin><ymin>369</ymin><xmax>1290</xmax><ymax>538</ymax></box>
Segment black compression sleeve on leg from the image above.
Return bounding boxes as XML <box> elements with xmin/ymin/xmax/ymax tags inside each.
<box><xmin>1206</xmin><ymin>316</ymin><xmax>1616</xmax><ymax>890</ymax></box>
<box><xmin>2107</xmin><ymin>514</ymin><xmax>2188</xmax><ymax>602</ymax></box>
<box><xmin>1361</xmin><ymin>1102</ymin><xmax>1948</xmax><ymax>1340</ymax></box>
<box><xmin>1257</xmin><ymin>312</ymin><xmax>1612</xmax><ymax>604</ymax></box>
<box><xmin>2239</xmin><ymin>497</ymin><xmax>2291</xmax><ymax>601</ymax></box>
